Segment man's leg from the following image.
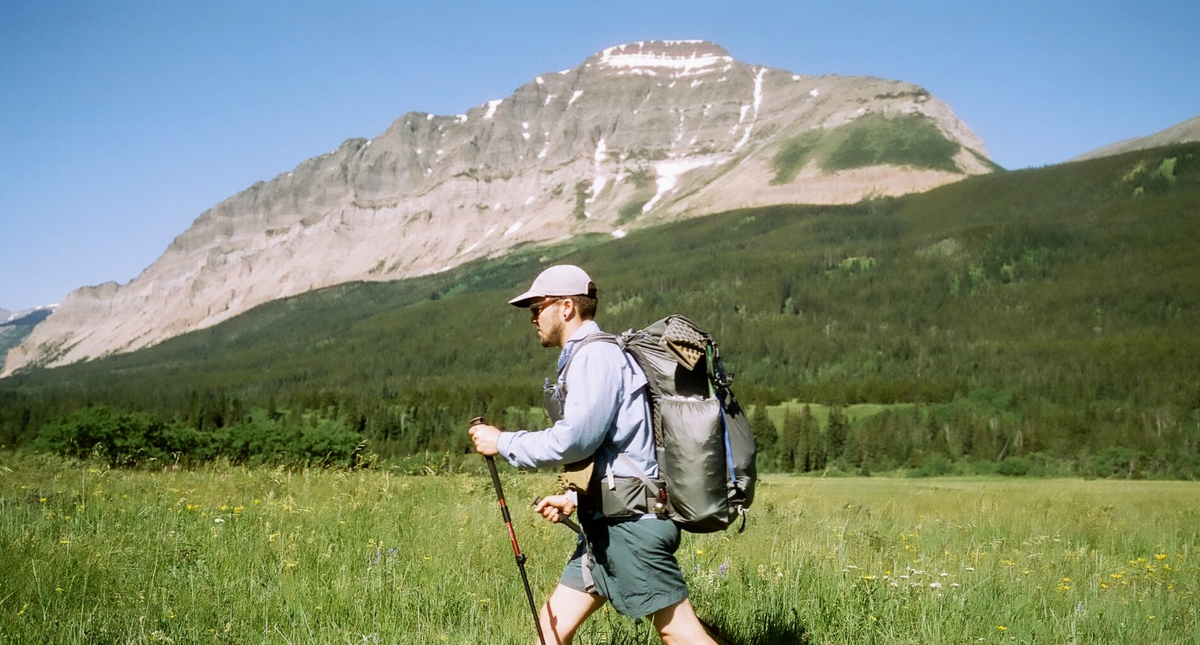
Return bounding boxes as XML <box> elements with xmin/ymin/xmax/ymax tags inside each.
<box><xmin>538</xmin><ymin>583</ymin><xmax>606</xmax><ymax>645</ymax></box>
<box><xmin>650</xmin><ymin>597</ymin><xmax>720</xmax><ymax>645</ymax></box>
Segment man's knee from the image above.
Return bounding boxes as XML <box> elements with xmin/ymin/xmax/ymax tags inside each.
<box><xmin>540</xmin><ymin>584</ymin><xmax>605</xmax><ymax>644</ymax></box>
<box><xmin>651</xmin><ymin>598</ymin><xmax>717</xmax><ymax>644</ymax></box>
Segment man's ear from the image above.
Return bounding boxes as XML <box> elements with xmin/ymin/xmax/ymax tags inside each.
<box><xmin>559</xmin><ymin>297</ymin><xmax>577</xmax><ymax>321</ymax></box>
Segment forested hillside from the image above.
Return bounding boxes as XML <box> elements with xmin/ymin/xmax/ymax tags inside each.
<box><xmin>2</xmin><ymin>144</ymin><xmax>1198</xmax><ymax>476</ymax></box>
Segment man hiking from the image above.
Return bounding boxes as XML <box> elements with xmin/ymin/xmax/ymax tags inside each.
<box><xmin>469</xmin><ymin>264</ymin><xmax>720</xmax><ymax>645</ymax></box>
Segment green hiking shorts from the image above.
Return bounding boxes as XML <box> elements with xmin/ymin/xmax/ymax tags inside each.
<box><xmin>559</xmin><ymin>516</ymin><xmax>689</xmax><ymax>618</ymax></box>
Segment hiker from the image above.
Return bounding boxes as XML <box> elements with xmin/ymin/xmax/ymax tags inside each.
<box><xmin>469</xmin><ymin>264</ymin><xmax>719</xmax><ymax>645</ymax></box>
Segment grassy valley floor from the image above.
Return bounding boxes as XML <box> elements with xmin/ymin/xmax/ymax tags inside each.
<box><xmin>2</xmin><ymin>453</ymin><xmax>1197</xmax><ymax>644</ymax></box>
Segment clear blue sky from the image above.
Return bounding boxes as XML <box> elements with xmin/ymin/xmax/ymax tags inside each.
<box><xmin>1</xmin><ymin>0</ymin><xmax>1197</xmax><ymax>311</ymax></box>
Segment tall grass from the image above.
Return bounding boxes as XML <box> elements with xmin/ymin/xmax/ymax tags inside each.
<box><xmin>2</xmin><ymin>452</ymin><xmax>1197</xmax><ymax>644</ymax></box>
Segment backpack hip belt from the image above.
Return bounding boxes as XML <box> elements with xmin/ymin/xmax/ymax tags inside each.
<box><xmin>594</xmin><ymin>454</ymin><xmax>668</xmax><ymax>519</ymax></box>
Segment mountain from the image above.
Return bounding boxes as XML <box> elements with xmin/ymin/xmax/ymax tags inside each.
<box><xmin>4</xmin><ymin>304</ymin><xmax>58</xmax><ymax>324</ymax></box>
<box><xmin>1074</xmin><ymin>114</ymin><xmax>1200</xmax><ymax>161</ymax></box>
<box><xmin>1</xmin><ymin>144</ymin><xmax>1196</xmax><ymax>470</ymax></box>
<box><xmin>0</xmin><ymin>307</ymin><xmax>54</xmax><ymax>372</ymax></box>
<box><xmin>2</xmin><ymin>40</ymin><xmax>994</xmax><ymax>377</ymax></box>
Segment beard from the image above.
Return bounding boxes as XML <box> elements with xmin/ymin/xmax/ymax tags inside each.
<box><xmin>539</xmin><ymin>317</ymin><xmax>565</xmax><ymax>348</ymax></box>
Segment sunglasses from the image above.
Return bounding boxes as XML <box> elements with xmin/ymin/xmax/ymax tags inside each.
<box><xmin>529</xmin><ymin>298</ymin><xmax>561</xmax><ymax>319</ymax></box>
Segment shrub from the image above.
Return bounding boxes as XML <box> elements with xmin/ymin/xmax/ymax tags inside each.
<box><xmin>34</xmin><ymin>406</ymin><xmax>156</xmax><ymax>467</ymax></box>
<box><xmin>996</xmin><ymin>456</ymin><xmax>1033</xmax><ymax>477</ymax></box>
<box><xmin>35</xmin><ymin>407</ymin><xmax>368</xmax><ymax>468</ymax></box>
<box><xmin>909</xmin><ymin>453</ymin><xmax>955</xmax><ymax>477</ymax></box>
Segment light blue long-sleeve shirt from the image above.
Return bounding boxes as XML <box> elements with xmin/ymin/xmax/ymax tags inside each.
<box><xmin>496</xmin><ymin>320</ymin><xmax>659</xmax><ymax>480</ymax></box>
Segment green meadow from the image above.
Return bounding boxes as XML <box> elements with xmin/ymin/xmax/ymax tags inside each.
<box><xmin>3</xmin><ymin>453</ymin><xmax>1197</xmax><ymax>644</ymax></box>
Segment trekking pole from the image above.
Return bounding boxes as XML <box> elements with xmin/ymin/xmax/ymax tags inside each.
<box><xmin>470</xmin><ymin>417</ymin><xmax>546</xmax><ymax>645</ymax></box>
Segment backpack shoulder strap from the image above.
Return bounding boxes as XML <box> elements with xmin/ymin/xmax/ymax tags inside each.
<box><xmin>559</xmin><ymin>332</ymin><xmax>662</xmax><ymax>486</ymax></box>
<box><xmin>559</xmin><ymin>332</ymin><xmax>619</xmax><ymax>381</ymax></box>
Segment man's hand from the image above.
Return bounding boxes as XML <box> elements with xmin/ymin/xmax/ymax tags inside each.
<box><xmin>533</xmin><ymin>494</ymin><xmax>576</xmax><ymax>524</ymax></box>
<box><xmin>468</xmin><ymin>423</ymin><xmax>501</xmax><ymax>456</ymax></box>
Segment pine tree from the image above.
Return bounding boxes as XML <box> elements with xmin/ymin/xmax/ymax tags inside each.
<box><xmin>750</xmin><ymin>404</ymin><xmax>778</xmax><ymax>472</ymax></box>
<box><xmin>797</xmin><ymin>404</ymin><xmax>818</xmax><ymax>472</ymax></box>
<box><xmin>779</xmin><ymin>409</ymin><xmax>801</xmax><ymax>472</ymax></box>
<box><xmin>826</xmin><ymin>405</ymin><xmax>849</xmax><ymax>465</ymax></box>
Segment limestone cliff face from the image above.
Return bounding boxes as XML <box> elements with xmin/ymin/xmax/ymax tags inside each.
<box><xmin>3</xmin><ymin>41</ymin><xmax>994</xmax><ymax>375</ymax></box>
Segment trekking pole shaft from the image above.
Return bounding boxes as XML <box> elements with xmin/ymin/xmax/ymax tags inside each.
<box><xmin>485</xmin><ymin>455</ymin><xmax>520</xmax><ymax>556</ymax></box>
<box><xmin>473</xmin><ymin>418</ymin><xmax>546</xmax><ymax>645</ymax></box>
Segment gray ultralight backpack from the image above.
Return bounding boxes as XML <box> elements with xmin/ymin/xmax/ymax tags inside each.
<box><xmin>618</xmin><ymin>315</ymin><xmax>757</xmax><ymax>533</ymax></box>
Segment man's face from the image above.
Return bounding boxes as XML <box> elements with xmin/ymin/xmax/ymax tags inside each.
<box><xmin>530</xmin><ymin>297</ymin><xmax>564</xmax><ymax>347</ymax></box>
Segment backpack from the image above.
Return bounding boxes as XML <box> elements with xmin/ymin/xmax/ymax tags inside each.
<box><xmin>556</xmin><ymin>315</ymin><xmax>756</xmax><ymax>533</ymax></box>
<box><xmin>618</xmin><ymin>315</ymin><xmax>756</xmax><ymax>533</ymax></box>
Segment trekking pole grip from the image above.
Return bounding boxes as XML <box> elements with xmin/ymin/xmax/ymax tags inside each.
<box><xmin>471</xmin><ymin>417</ymin><xmax>512</xmax><ymax>521</ymax></box>
<box><xmin>533</xmin><ymin>496</ymin><xmax>583</xmax><ymax>535</ymax></box>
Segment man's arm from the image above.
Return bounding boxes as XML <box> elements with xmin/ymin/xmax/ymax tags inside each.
<box><xmin>493</xmin><ymin>345</ymin><xmax>624</xmax><ymax>469</ymax></box>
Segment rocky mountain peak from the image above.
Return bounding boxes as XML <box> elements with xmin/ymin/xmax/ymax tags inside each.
<box><xmin>583</xmin><ymin>40</ymin><xmax>733</xmax><ymax>77</ymax></box>
<box><xmin>2</xmin><ymin>42</ymin><xmax>995</xmax><ymax>376</ymax></box>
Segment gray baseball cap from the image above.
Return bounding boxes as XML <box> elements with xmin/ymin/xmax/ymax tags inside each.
<box><xmin>509</xmin><ymin>265</ymin><xmax>595</xmax><ymax>307</ymax></box>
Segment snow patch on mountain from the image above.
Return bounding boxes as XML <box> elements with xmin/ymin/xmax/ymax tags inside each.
<box><xmin>644</xmin><ymin>156</ymin><xmax>725</xmax><ymax>213</ymax></box>
<box><xmin>598</xmin><ymin>41</ymin><xmax>733</xmax><ymax>78</ymax></box>
<box><xmin>483</xmin><ymin>99</ymin><xmax>503</xmax><ymax>120</ymax></box>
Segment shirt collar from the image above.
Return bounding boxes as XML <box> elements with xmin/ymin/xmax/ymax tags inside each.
<box><xmin>557</xmin><ymin>320</ymin><xmax>601</xmax><ymax>376</ymax></box>
<box><xmin>565</xmin><ymin>320</ymin><xmax>601</xmax><ymax>345</ymax></box>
